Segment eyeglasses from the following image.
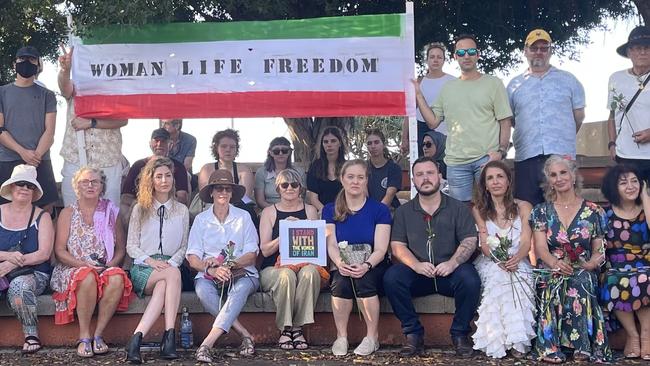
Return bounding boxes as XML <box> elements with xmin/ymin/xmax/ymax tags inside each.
<box><xmin>528</xmin><ymin>46</ymin><xmax>550</xmax><ymax>53</ymax></box>
<box><xmin>271</xmin><ymin>148</ymin><xmax>292</xmax><ymax>155</ymax></box>
<box><xmin>455</xmin><ymin>48</ymin><xmax>478</xmax><ymax>57</ymax></box>
<box><xmin>279</xmin><ymin>182</ymin><xmax>300</xmax><ymax>190</ymax></box>
<box><xmin>213</xmin><ymin>185</ymin><xmax>233</xmax><ymax>193</ymax></box>
<box><xmin>422</xmin><ymin>142</ymin><xmax>433</xmax><ymax>148</ymax></box>
<box><xmin>14</xmin><ymin>181</ymin><xmax>37</xmax><ymax>190</ymax></box>
<box><xmin>79</xmin><ymin>179</ymin><xmax>102</xmax><ymax>187</ymax></box>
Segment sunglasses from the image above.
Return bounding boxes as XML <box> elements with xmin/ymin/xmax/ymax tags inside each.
<box><xmin>422</xmin><ymin>142</ymin><xmax>433</xmax><ymax>148</ymax></box>
<box><xmin>455</xmin><ymin>48</ymin><xmax>478</xmax><ymax>57</ymax></box>
<box><xmin>14</xmin><ymin>181</ymin><xmax>37</xmax><ymax>190</ymax></box>
<box><xmin>213</xmin><ymin>185</ymin><xmax>233</xmax><ymax>193</ymax></box>
<box><xmin>271</xmin><ymin>148</ymin><xmax>292</xmax><ymax>155</ymax></box>
<box><xmin>280</xmin><ymin>182</ymin><xmax>300</xmax><ymax>189</ymax></box>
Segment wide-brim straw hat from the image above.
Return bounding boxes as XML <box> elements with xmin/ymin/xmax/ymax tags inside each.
<box><xmin>0</xmin><ymin>164</ymin><xmax>43</xmax><ymax>202</ymax></box>
<box><xmin>199</xmin><ymin>169</ymin><xmax>245</xmax><ymax>203</ymax></box>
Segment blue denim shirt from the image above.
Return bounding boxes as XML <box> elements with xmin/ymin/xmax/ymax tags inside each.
<box><xmin>507</xmin><ymin>66</ymin><xmax>585</xmax><ymax>162</ymax></box>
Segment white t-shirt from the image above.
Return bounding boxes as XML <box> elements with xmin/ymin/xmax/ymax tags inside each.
<box><xmin>608</xmin><ymin>69</ymin><xmax>650</xmax><ymax>159</ymax></box>
<box><xmin>417</xmin><ymin>73</ymin><xmax>456</xmax><ymax>135</ymax></box>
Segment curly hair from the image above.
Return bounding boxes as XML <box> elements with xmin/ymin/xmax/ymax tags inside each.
<box><xmin>333</xmin><ymin>159</ymin><xmax>368</xmax><ymax>222</ymax></box>
<box><xmin>72</xmin><ymin>167</ymin><xmax>107</xmax><ymax>198</ymax></box>
<box><xmin>210</xmin><ymin>129</ymin><xmax>240</xmax><ymax>160</ymax></box>
<box><xmin>472</xmin><ymin>160</ymin><xmax>518</xmax><ymax>221</ymax></box>
<box><xmin>601</xmin><ymin>164</ymin><xmax>642</xmax><ymax>207</ymax></box>
<box><xmin>135</xmin><ymin>157</ymin><xmax>176</xmax><ymax>222</ymax></box>
<box><xmin>541</xmin><ymin>155</ymin><xmax>583</xmax><ymax>202</ymax></box>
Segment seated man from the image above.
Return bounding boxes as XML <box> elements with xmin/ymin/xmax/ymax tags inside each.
<box><xmin>120</xmin><ymin>128</ymin><xmax>189</xmax><ymax>225</ymax></box>
<box><xmin>383</xmin><ymin>156</ymin><xmax>480</xmax><ymax>358</ymax></box>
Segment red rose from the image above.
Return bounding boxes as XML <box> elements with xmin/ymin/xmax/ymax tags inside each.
<box><xmin>423</xmin><ymin>214</ymin><xmax>432</xmax><ymax>222</ymax></box>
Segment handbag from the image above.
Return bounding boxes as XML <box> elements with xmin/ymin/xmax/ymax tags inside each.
<box><xmin>341</xmin><ymin>243</ymin><xmax>372</xmax><ymax>265</ymax></box>
<box><xmin>1</xmin><ymin>206</ymin><xmax>37</xmax><ymax>288</ymax></box>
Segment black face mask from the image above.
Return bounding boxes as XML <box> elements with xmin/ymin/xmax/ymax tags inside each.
<box><xmin>15</xmin><ymin>61</ymin><xmax>38</xmax><ymax>78</ymax></box>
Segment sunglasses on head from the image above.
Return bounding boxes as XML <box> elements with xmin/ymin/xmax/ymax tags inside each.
<box><xmin>271</xmin><ymin>148</ymin><xmax>291</xmax><ymax>155</ymax></box>
<box><xmin>422</xmin><ymin>142</ymin><xmax>433</xmax><ymax>148</ymax></box>
<box><xmin>213</xmin><ymin>185</ymin><xmax>233</xmax><ymax>193</ymax></box>
<box><xmin>14</xmin><ymin>181</ymin><xmax>36</xmax><ymax>190</ymax></box>
<box><xmin>455</xmin><ymin>48</ymin><xmax>478</xmax><ymax>57</ymax></box>
<box><xmin>279</xmin><ymin>182</ymin><xmax>300</xmax><ymax>189</ymax></box>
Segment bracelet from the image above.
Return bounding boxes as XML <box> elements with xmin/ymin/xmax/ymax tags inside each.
<box><xmin>608</xmin><ymin>141</ymin><xmax>616</xmax><ymax>149</ymax></box>
<box><xmin>363</xmin><ymin>261</ymin><xmax>373</xmax><ymax>270</ymax></box>
<box><xmin>91</xmin><ymin>118</ymin><xmax>98</xmax><ymax>128</ymax></box>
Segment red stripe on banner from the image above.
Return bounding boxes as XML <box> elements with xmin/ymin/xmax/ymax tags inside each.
<box><xmin>74</xmin><ymin>91</ymin><xmax>406</xmax><ymax>119</ymax></box>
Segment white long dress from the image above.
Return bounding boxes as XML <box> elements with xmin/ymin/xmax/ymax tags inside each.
<box><xmin>472</xmin><ymin>217</ymin><xmax>536</xmax><ymax>358</ymax></box>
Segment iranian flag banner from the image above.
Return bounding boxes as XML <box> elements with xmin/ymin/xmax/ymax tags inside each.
<box><xmin>71</xmin><ymin>12</ymin><xmax>415</xmax><ymax>119</ymax></box>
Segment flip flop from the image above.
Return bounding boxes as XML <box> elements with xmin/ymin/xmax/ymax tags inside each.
<box><xmin>93</xmin><ymin>335</ymin><xmax>109</xmax><ymax>355</ymax></box>
<box><xmin>76</xmin><ymin>338</ymin><xmax>94</xmax><ymax>358</ymax></box>
<box><xmin>22</xmin><ymin>336</ymin><xmax>41</xmax><ymax>354</ymax></box>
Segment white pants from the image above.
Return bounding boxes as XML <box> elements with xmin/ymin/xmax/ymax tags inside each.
<box><xmin>61</xmin><ymin>161</ymin><xmax>122</xmax><ymax>207</ymax></box>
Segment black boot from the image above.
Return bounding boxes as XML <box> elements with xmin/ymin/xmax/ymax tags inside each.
<box><xmin>160</xmin><ymin>329</ymin><xmax>178</xmax><ymax>360</ymax></box>
<box><xmin>125</xmin><ymin>332</ymin><xmax>143</xmax><ymax>364</ymax></box>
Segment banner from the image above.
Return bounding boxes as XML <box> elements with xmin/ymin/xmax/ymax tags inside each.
<box><xmin>71</xmin><ymin>13</ymin><xmax>415</xmax><ymax>119</ymax></box>
<box><xmin>279</xmin><ymin>219</ymin><xmax>327</xmax><ymax>266</ymax></box>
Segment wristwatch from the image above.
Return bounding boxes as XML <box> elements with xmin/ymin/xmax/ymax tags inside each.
<box><xmin>363</xmin><ymin>261</ymin><xmax>373</xmax><ymax>270</ymax></box>
<box><xmin>497</xmin><ymin>147</ymin><xmax>507</xmax><ymax>159</ymax></box>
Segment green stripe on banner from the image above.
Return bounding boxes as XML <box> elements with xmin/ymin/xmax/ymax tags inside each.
<box><xmin>82</xmin><ymin>14</ymin><xmax>402</xmax><ymax>45</ymax></box>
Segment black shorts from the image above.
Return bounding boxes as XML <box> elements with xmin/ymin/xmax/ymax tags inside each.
<box><xmin>0</xmin><ymin>160</ymin><xmax>59</xmax><ymax>207</ymax></box>
<box><xmin>330</xmin><ymin>260</ymin><xmax>388</xmax><ymax>299</ymax></box>
<box><xmin>514</xmin><ymin>155</ymin><xmax>548</xmax><ymax>206</ymax></box>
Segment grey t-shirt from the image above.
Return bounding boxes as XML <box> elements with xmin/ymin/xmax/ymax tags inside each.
<box><xmin>391</xmin><ymin>193</ymin><xmax>476</xmax><ymax>265</ymax></box>
<box><xmin>0</xmin><ymin>83</ymin><xmax>57</xmax><ymax>161</ymax></box>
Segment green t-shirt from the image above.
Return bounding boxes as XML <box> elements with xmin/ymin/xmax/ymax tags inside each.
<box><xmin>432</xmin><ymin>75</ymin><xmax>512</xmax><ymax>165</ymax></box>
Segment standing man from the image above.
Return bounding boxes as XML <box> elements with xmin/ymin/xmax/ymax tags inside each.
<box><xmin>58</xmin><ymin>47</ymin><xmax>128</xmax><ymax>206</ymax></box>
<box><xmin>0</xmin><ymin>46</ymin><xmax>58</xmax><ymax>211</ymax></box>
<box><xmin>608</xmin><ymin>25</ymin><xmax>650</xmax><ymax>182</ymax></box>
<box><xmin>415</xmin><ymin>34</ymin><xmax>512</xmax><ymax>202</ymax></box>
<box><xmin>507</xmin><ymin>29</ymin><xmax>586</xmax><ymax>206</ymax></box>
<box><xmin>160</xmin><ymin>119</ymin><xmax>196</xmax><ymax>174</ymax></box>
<box><xmin>383</xmin><ymin>157</ymin><xmax>479</xmax><ymax>358</ymax></box>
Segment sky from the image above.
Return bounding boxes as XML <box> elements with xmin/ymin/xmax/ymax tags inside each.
<box><xmin>35</xmin><ymin>17</ymin><xmax>639</xmax><ymax>180</ymax></box>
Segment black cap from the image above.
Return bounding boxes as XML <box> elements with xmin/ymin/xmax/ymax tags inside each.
<box><xmin>16</xmin><ymin>46</ymin><xmax>40</xmax><ymax>59</ymax></box>
<box><xmin>617</xmin><ymin>26</ymin><xmax>650</xmax><ymax>57</ymax></box>
<box><xmin>151</xmin><ymin>128</ymin><xmax>170</xmax><ymax>140</ymax></box>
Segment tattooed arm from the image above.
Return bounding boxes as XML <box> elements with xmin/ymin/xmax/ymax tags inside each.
<box><xmin>432</xmin><ymin>236</ymin><xmax>477</xmax><ymax>277</ymax></box>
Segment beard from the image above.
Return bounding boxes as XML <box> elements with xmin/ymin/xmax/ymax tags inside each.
<box><xmin>416</xmin><ymin>180</ymin><xmax>440</xmax><ymax>196</ymax></box>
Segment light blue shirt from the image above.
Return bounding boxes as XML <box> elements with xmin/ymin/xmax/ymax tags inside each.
<box><xmin>507</xmin><ymin>66</ymin><xmax>585</xmax><ymax>162</ymax></box>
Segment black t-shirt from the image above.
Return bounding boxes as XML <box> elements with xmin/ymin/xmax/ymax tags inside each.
<box><xmin>306</xmin><ymin>161</ymin><xmax>342</xmax><ymax>206</ymax></box>
<box><xmin>367</xmin><ymin>159</ymin><xmax>402</xmax><ymax>208</ymax></box>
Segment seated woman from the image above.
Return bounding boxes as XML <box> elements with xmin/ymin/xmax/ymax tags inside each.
<box><xmin>599</xmin><ymin>164</ymin><xmax>650</xmax><ymax>360</ymax></box>
<box><xmin>324</xmin><ymin>159</ymin><xmax>391</xmax><ymax>356</ymax></box>
<box><xmin>0</xmin><ymin>165</ymin><xmax>54</xmax><ymax>353</ymax></box>
<box><xmin>50</xmin><ymin>167</ymin><xmax>132</xmax><ymax>358</ymax></box>
<box><xmin>365</xmin><ymin>129</ymin><xmax>402</xmax><ymax>209</ymax></box>
<box><xmin>471</xmin><ymin>160</ymin><xmax>536</xmax><ymax>359</ymax></box>
<box><xmin>125</xmin><ymin>157</ymin><xmax>189</xmax><ymax>363</ymax></box>
<box><xmin>306</xmin><ymin>126</ymin><xmax>347</xmax><ymax>213</ymax></box>
<box><xmin>259</xmin><ymin>168</ymin><xmax>326</xmax><ymax>350</ymax></box>
<box><xmin>187</xmin><ymin>170</ymin><xmax>260</xmax><ymax>363</ymax></box>
<box><xmin>530</xmin><ymin>155</ymin><xmax>612</xmax><ymax>363</ymax></box>
<box><xmin>421</xmin><ymin>131</ymin><xmax>446</xmax><ymax>179</ymax></box>
<box><xmin>255</xmin><ymin>137</ymin><xmax>306</xmax><ymax>209</ymax></box>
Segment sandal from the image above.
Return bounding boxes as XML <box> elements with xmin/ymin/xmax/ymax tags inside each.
<box><xmin>239</xmin><ymin>336</ymin><xmax>255</xmax><ymax>357</ymax></box>
<box><xmin>195</xmin><ymin>344</ymin><xmax>213</xmax><ymax>363</ymax></box>
<box><xmin>291</xmin><ymin>329</ymin><xmax>309</xmax><ymax>350</ymax></box>
<box><xmin>542</xmin><ymin>352</ymin><xmax>564</xmax><ymax>364</ymax></box>
<box><xmin>278</xmin><ymin>330</ymin><xmax>294</xmax><ymax>350</ymax></box>
<box><xmin>92</xmin><ymin>335</ymin><xmax>109</xmax><ymax>355</ymax></box>
<box><xmin>623</xmin><ymin>335</ymin><xmax>640</xmax><ymax>358</ymax></box>
<box><xmin>76</xmin><ymin>338</ymin><xmax>94</xmax><ymax>358</ymax></box>
<box><xmin>22</xmin><ymin>336</ymin><xmax>41</xmax><ymax>354</ymax></box>
<box><xmin>573</xmin><ymin>350</ymin><xmax>590</xmax><ymax>362</ymax></box>
<box><xmin>641</xmin><ymin>338</ymin><xmax>650</xmax><ymax>360</ymax></box>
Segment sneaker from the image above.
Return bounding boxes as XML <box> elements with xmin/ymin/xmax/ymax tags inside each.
<box><xmin>353</xmin><ymin>337</ymin><xmax>379</xmax><ymax>356</ymax></box>
<box><xmin>331</xmin><ymin>337</ymin><xmax>348</xmax><ymax>356</ymax></box>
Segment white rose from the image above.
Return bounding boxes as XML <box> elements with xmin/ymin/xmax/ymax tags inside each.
<box><xmin>338</xmin><ymin>241</ymin><xmax>348</xmax><ymax>250</ymax></box>
<box><xmin>498</xmin><ymin>228</ymin><xmax>509</xmax><ymax>238</ymax></box>
<box><xmin>486</xmin><ymin>236</ymin><xmax>500</xmax><ymax>251</ymax></box>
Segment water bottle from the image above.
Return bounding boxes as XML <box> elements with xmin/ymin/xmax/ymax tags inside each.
<box><xmin>180</xmin><ymin>306</ymin><xmax>193</xmax><ymax>349</ymax></box>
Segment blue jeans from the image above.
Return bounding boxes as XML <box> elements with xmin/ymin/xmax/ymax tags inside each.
<box><xmin>383</xmin><ymin>263</ymin><xmax>480</xmax><ymax>337</ymax></box>
<box><xmin>446</xmin><ymin>155</ymin><xmax>489</xmax><ymax>202</ymax></box>
<box><xmin>195</xmin><ymin>276</ymin><xmax>259</xmax><ymax>332</ymax></box>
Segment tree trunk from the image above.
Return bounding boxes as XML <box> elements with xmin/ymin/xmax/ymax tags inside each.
<box><xmin>284</xmin><ymin>117</ymin><xmax>354</xmax><ymax>170</ymax></box>
<box><xmin>633</xmin><ymin>0</ymin><xmax>649</xmax><ymax>24</ymax></box>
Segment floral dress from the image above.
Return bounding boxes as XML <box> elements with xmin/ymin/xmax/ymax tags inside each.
<box><xmin>529</xmin><ymin>201</ymin><xmax>612</xmax><ymax>362</ymax></box>
<box><xmin>600</xmin><ymin>208</ymin><xmax>650</xmax><ymax>320</ymax></box>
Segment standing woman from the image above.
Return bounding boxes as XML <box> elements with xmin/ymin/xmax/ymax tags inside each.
<box><xmin>599</xmin><ymin>164</ymin><xmax>650</xmax><ymax>360</ymax></box>
<box><xmin>530</xmin><ymin>155</ymin><xmax>612</xmax><ymax>363</ymax></box>
<box><xmin>255</xmin><ymin>137</ymin><xmax>306</xmax><ymax>209</ymax></box>
<box><xmin>307</xmin><ymin>126</ymin><xmax>347</xmax><ymax>213</ymax></box>
<box><xmin>325</xmin><ymin>159</ymin><xmax>391</xmax><ymax>356</ymax></box>
<box><xmin>125</xmin><ymin>157</ymin><xmax>189</xmax><ymax>363</ymax></box>
<box><xmin>50</xmin><ymin>167</ymin><xmax>131</xmax><ymax>358</ymax></box>
<box><xmin>0</xmin><ymin>165</ymin><xmax>54</xmax><ymax>353</ymax></box>
<box><xmin>259</xmin><ymin>168</ymin><xmax>325</xmax><ymax>350</ymax></box>
<box><xmin>471</xmin><ymin>160</ymin><xmax>536</xmax><ymax>358</ymax></box>
<box><xmin>365</xmin><ymin>129</ymin><xmax>402</xmax><ymax>209</ymax></box>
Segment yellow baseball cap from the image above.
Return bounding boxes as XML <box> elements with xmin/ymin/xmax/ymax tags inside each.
<box><xmin>525</xmin><ymin>29</ymin><xmax>552</xmax><ymax>46</ymax></box>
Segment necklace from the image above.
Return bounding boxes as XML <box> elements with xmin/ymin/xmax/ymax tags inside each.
<box><xmin>630</xmin><ymin>69</ymin><xmax>650</xmax><ymax>89</ymax></box>
<box><xmin>555</xmin><ymin>196</ymin><xmax>577</xmax><ymax>209</ymax></box>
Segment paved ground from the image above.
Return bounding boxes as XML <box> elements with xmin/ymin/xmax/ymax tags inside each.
<box><xmin>0</xmin><ymin>346</ymin><xmax>645</xmax><ymax>365</ymax></box>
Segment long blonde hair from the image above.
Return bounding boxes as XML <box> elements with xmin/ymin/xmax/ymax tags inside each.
<box><xmin>333</xmin><ymin>159</ymin><xmax>368</xmax><ymax>222</ymax></box>
<box><xmin>136</xmin><ymin>157</ymin><xmax>177</xmax><ymax>222</ymax></box>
